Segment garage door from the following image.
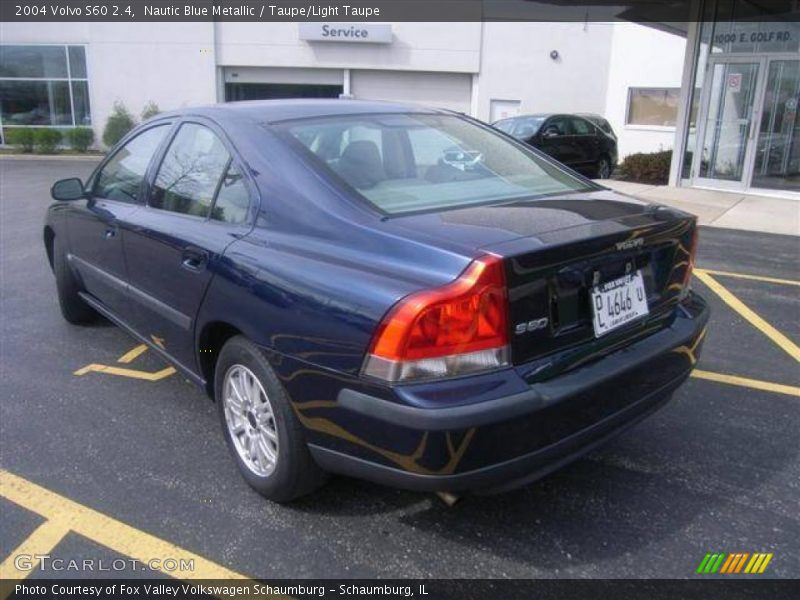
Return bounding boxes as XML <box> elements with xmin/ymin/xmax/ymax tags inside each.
<box><xmin>223</xmin><ymin>67</ymin><xmax>344</xmax><ymax>101</ymax></box>
<box><xmin>350</xmin><ymin>70</ymin><xmax>472</xmax><ymax>114</ymax></box>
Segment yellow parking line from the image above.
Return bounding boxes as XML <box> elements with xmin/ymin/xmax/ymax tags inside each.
<box><xmin>73</xmin><ymin>364</ymin><xmax>176</xmax><ymax>381</ymax></box>
<box><xmin>117</xmin><ymin>344</ymin><xmax>148</xmax><ymax>364</ymax></box>
<box><xmin>700</xmin><ymin>269</ymin><xmax>800</xmax><ymax>287</ymax></box>
<box><xmin>692</xmin><ymin>369</ymin><xmax>800</xmax><ymax>397</ymax></box>
<box><xmin>694</xmin><ymin>269</ymin><xmax>800</xmax><ymax>363</ymax></box>
<box><xmin>0</xmin><ymin>470</ymin><xmax>250</xmax><ymax>581</ymax></box>
<box><xmin>0</xmin><ymin>519</ymin><xmax>70</xmax><ymax>579</ymax></box>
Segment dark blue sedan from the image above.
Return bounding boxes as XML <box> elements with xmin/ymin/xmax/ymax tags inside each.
<box><xmin>45</xmin><ymin>100</ymin><xmax>708</xmax><ymax>502</ymax></box>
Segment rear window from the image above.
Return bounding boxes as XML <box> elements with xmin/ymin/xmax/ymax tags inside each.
<box><xmin>280</xmin><ymin>114</ymin><xmax>594</xmax><ymax>215</ymax></box>
<box><xmin>581</xmin><ymin>115</ymin><xmax>614</xmax><ymax>135</ymax></box>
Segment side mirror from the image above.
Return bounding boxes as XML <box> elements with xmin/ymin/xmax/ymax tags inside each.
<box><xmin>51</xmin><ymin>178</ymin><xmax>86</xmax><ymax>201</ymax></box>
<box><xmin>543</xmin><ymin>128</ymin><xmax>560</xmax><ymax>138</ymax></box>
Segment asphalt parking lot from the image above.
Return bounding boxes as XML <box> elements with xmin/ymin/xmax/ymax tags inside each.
<box><xmin>1</xmin><ymin>157</ymin><xmax>798</xmax><ymax>581</ymax></box>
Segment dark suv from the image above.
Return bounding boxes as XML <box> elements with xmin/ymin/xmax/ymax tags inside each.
<box><xmin>493</xmin><ymin>113</ymin><xmax>618</xmax><ymax>178</ymax></box>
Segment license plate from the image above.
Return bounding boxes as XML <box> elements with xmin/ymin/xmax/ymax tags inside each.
<box><xmin>590</xmin><ymin>271</ymin><xmax>649</xmax><ymax>337</ymax></box>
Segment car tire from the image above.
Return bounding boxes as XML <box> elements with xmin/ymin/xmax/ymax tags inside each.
<box><xmin>215</xmin><ymin>335</ymin><xmax>328</xmax><ymax>502</ymax></box>
<box><xmin>53</xmin><ymin>236</ymin><xmax>96</xmax><ymax>324</ymax></box>
<box><xmin>596</xmin><ymin>156</ymin><xmax>612</xmax><ymax>179</ymax></box>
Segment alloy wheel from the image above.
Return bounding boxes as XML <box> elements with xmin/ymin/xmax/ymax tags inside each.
<box><xmin>222</xmin><ymin>364</ymin><xmax>279</xmax><ymax>477</ymax></box>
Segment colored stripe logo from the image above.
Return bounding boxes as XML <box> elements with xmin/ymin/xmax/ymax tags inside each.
<box><xmin>697</xmin><ymin>552</ymin><xmax>773</xmax><ymax>574</ymax></box>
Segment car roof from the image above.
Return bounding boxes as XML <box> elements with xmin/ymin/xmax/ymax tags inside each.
<box><xmin>498</xmin><ymin>113</ymin><xmax>553</xmax><ymax>121</ymax></box>
<box><xmin>154</xmin><ymin>98</ymin><xmax>446</xmax><ymax>125</ymax></box>
<box><xmin>499</xmin><ymin>113</ymin><xmax>605</xmax><ymax>122</ymax></box>
<box><xmin>576</xmin><ymin>113</ymin><xmax>607</xmax><ymax>121</ymax></box>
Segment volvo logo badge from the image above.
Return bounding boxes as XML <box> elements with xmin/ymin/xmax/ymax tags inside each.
<box><xmin>616</xmin><ymin>238</ymin><xmax>644</xmax><ymax>251</ymax></box>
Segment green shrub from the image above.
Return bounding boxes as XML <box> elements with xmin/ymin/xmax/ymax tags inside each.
<box><xmin>33</xmin><ymin>128</ymin><xmax>62</xmax><ymax>154</ymax></box>
<box><xmin>4</xmin><ymin>128</ymin><xmax>35</xmax><ymax>152</ymax></box>
<box><xmin>66</xmin><ymin>127</ymin><xmax>95</xmax><ymax>152</ymax></box>
<box><xmin>141</xmin><ymin>101</ymin><xmax>160</xmax><ymax>121</ymax></box>
<box><xmin>616</xmin><ymin>150</ymin><xmax>672</xmax><ymax>185</ymax></box>
<box><xmin>102</xmin><ymin>101</ymin><xmax>136</xmax><ymax>147</ymax></box>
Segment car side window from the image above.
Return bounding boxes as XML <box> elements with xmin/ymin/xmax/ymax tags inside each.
<box><xmin>543</xmin><ymin>117</ymin><xmax>570</xmax><ymax>137</ymax></box>
<box><xmin>493</xmin><ymin>119</ymin><xmax>514</xmax><ymax>134</ymax></box>
<box><xmin>570</xmin><ymin>117</ymin><xmax>592</xmax><ymax>136</ymax></box>
<box><xmin>150</xmin><ymin>123</ymin><xmax>230</xmax><ymax>218</ymax></box>
<box><xmin>211</xmin><ymin>163</ymin><xmax>250</xmax><ymax>224</ymax></box>
<box><xmin>93</xmin><ymin>125</ymin><xmax>169</xmax><ymax>203</ymax></box>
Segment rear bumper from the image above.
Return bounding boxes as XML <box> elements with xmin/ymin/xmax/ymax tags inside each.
<box><xmin>311</xmin><ymin>377</ymin><xmax>679</xmax><ymax>493</ymax></box>
<box><xmin>307</xmin><ymin>293</ymin><xmax>709</xmax><ymax>492</ymax></box>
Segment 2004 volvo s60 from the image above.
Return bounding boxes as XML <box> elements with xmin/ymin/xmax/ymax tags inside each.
<box><xmin>45</xmin><ymin>100</ymin><xmax>708</xmax><ymax>502</ymax></box>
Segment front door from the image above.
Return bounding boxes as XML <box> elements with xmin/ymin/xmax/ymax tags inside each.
<box><xmin>692</xmin><ymin>57</ymin><xmax>764</xmax><ymax>191</ymax></box>
<box><xmin>751</xmin><ymin>58</ymin><xmax>800</xmax><ymax>192</ymax></box>
<box><xmin>692</xmin><ymin>55</ymin><xmax>800</xmax><ymax>194</ymax></box>
<box><xmin>538</xmin><ymin>116</ymin><xmax>580</xmax><ymax>168</ymax></box>
<box><xmin>66</xmin><ymin>124</ymin><xmax>171</xmax><ymax>315</ymax></box>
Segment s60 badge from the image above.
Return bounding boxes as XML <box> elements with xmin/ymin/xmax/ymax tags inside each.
<box><xmin>515</xmin><ymin>318</ymin><xmax>549</xmax><ymax>335</ymax></box>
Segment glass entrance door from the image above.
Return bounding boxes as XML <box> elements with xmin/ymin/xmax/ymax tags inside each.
<box><xmin>693</xmin><ymin>59</ymin><xmax>763</xmax><ymax>190</ymax></box>
<box><xmin>751</xmin><ymin>59</ymin><xmax>800</xmax><ymax>192</ymax></box>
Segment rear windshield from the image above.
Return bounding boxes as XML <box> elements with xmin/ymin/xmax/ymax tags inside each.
<box><xmin>279</xmin><ymin>113</ymin><xmax>594</xmax><ymax>215</ymax></box>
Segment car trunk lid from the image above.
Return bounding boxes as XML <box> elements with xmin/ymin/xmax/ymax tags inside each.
<box><xmin>482</xmin><ymin>210</ymin><xmax>696</xmax><ymax>366</ymax></box>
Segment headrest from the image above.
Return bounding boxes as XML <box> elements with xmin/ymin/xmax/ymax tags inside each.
<box><xmin>337</xmin><ymin>140</ymin><xmax>385</xmax><ymax>188</ymax></box>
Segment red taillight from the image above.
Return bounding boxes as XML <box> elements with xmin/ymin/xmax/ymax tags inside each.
<box><xmin>363</xmin><ymin>255</ymin><xmax>510</xmax><ymax>382</ymax></box>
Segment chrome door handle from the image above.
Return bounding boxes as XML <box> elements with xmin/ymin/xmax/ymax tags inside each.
<box><xmin>181</xmin><ymin>248</ymin><xmax>209</xmax><ymax>272</ymax></box>
<box><xmin>103</xmin><ymin>228</ymin><xmax>116</xmax><ymax>239</ymax></box>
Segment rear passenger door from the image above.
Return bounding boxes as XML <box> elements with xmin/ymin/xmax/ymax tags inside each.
<box><xmin>568</xmin><ymin>116</ymin><xmax>601</xmax><ymax>173</ymax></box>
<box><xmin>123</xmin><ymin>120</ymin><xmax>255</xmax><ymax>372</ymax></box>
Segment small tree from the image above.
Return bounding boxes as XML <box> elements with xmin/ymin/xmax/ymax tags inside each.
<box><xmin>66</xmin><ymin>127</ymin><xmax>95</xmax><ymax>152</ymax></box>
<box><xmin>4</xmin><ymin>128</ymin><xmax>35</xmax><ymax>152</ymax></box>
<box><xmin>141</xmin><ymin>101</ymin><xmax>160</xmax><ymax>121</ymax></box>
<box><xmin>102</xmin><ymin>101</ymin><xmax>136</xmax><ymax>147</ymax></box>
<box><xmin>33</xmin><ymin>128</ymin><xmax>62</xmax><ymax>154</ymax></box>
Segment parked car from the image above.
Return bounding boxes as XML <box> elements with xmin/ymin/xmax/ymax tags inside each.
<box><xmin>493</xmin><ymin>113</ymin><xmax>618</xmax><ymax>178</ymax></box>
<box><xmin>45</xmin><ymin>100</ymin><xmax>707</xmax><ymax>502</ymax></box>
<box><xmin>577</xmin><ymin>112</ymin><xmax>618</xmax><ymax>140</ymax></box>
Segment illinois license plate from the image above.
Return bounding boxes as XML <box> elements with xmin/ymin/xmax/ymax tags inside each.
<box><xmin>590</xmin><ymin>271</ymin><xmax>649</xmax><ymax>337</ymax></box>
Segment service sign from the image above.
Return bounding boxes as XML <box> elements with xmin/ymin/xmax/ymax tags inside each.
<box><xmin>299</xmin><ymin>23</ymin><xmax>393</xmax><ymax>44</ymax></box>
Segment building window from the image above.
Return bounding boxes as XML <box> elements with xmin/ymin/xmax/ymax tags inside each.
<box><xmin>0</xmin><ymin>44</ymin><xmax>91</xmax><ymax>143</ymax></box>
<box><xmin>626</xmin><ymin>88</ymin><xmax>681</xmax><ymax>127</ymax></box>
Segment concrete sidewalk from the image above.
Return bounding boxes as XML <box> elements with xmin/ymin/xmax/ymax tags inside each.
<box><xmin>601</xmin><ymin>180</ymin><xmax>800</xmax><ymax>237</ymax></box>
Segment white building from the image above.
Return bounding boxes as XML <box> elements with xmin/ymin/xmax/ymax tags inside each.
<box><xmin>0</xmin><ymin>21</ymin><xmax>687</xmax><ymax>162</ymax></box>
<box><xmin>667</xmin><ymin>2</ymin><xmax>800</xmax><ymax>198</ymax></box>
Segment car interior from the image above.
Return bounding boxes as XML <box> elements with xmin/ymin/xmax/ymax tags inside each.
<box><xmin>286</xmin><ymin>116</ymin><xmax>591</xmax><ymax>214</ymax></box>
<box><xmin>306</xmin><ymin>123</ymin><xmax>492</xmax><ymax>191</ymax></box>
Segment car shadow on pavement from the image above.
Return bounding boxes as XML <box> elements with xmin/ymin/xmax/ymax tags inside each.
<box><xmin>290</xmin><ymin>382</ymin><xmax>800</xmax><ymax>574</ymax></box>
<box><xmin>83</xmin><ymin>316</ymin><xmax>116</xmax><ymax>328</ymax></box>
